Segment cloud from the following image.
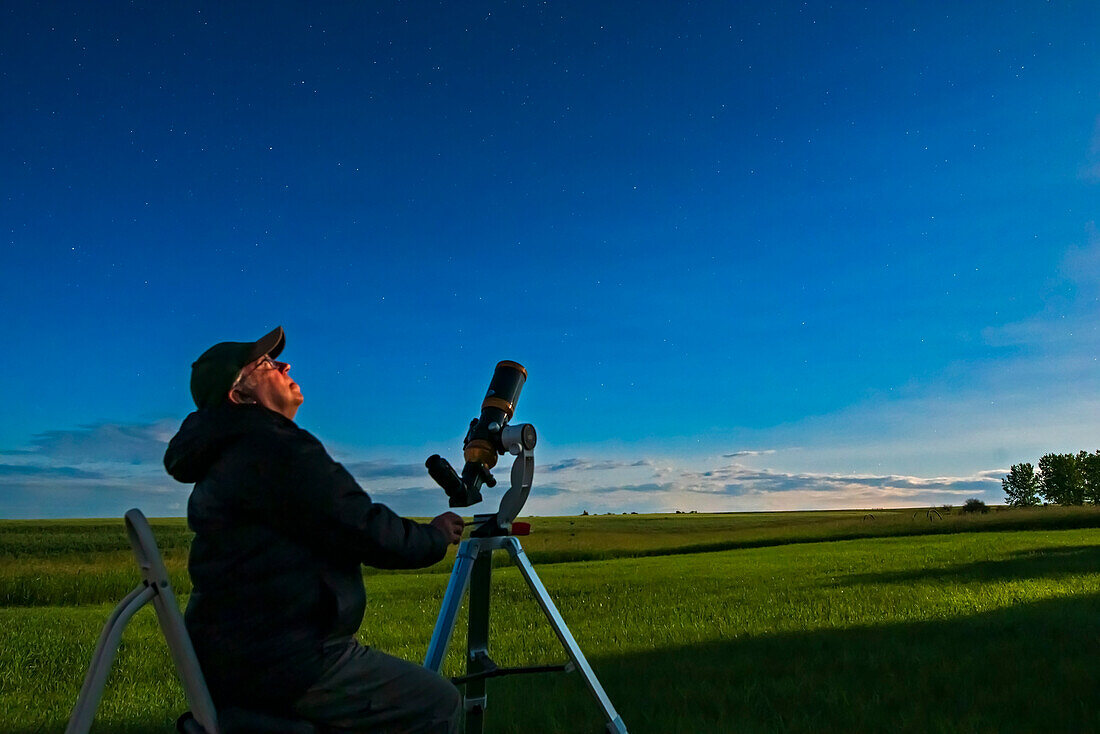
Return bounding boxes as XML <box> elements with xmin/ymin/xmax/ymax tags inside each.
<box><xmin>1080</xmin><ymin>115</ymin><xmax>1100</xmax><ymax>182</ymax></box>
<box><xmin>515</xmin><ymin>455</ymin><xmax>1005</xmax><ymax>516</ymax></box>
<box><xmin>541</xmin><ymin>458</ymin><xmax>650</xmax><ymax>473</ymax></box>
<box><xmin>360</xmin><ymin>486</ymin><xmax>451</xmax><ymax>517</ymax></box>
<box><xmin>0</xmin><ymin>419</ymin><xmax>1008</xmax><ymax>519</ymax></box>
<box><xmin>982</xmin><ymin>224</ymin><xmax>1100</xmax><ymax>352</ymax></box>
<box><xmin>344</xmin><ymin>460</ymin><xmax>424</xmax><ymax>479</ymax></box>
<box><xmin>673</xmin><ymin>466</ymin><xmax>999</xmax><ymax>498</ymax></box>
<box><xmin>744</xmin><ymin>228</ymin><xmax>1100</xmax><ymax>482</ymax></box>
<box><xmin>0</xmin><ymin>464</ymin><xmax>104</xmax><ymax>479</ymax></box>
<box><xmin>0</xmin><ymin>477</ymin><xmax>185</xmax><ymax>520</ymax></box>
<box><xmin>0</xmin><ymin>420</ymin><xmax>186</xmax><ymax>519</ymax></box>
<box><xmin>2</xmin><ymin>420</ymin><xmax>178</xmax><ymax>465</ymax></box>
<box><xmin>1060</xmin><ymin>223</ymin><xmax>1100</xmax><ymax>300</ymax></box>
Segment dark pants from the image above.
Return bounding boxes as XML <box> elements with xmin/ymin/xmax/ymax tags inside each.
<box><xmin>293</xmin><ymin>638</ymin><xmax>461</xmax><ymax>734</ymax></box>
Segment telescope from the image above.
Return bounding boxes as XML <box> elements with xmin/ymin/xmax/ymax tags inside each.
<box><xmin>422</xmin><ymin>361</ymin><xmax>628</xmax><ymax>734</ymax></box>
<box><xmin>425</xmin><ymin>360</ymin><xmax>537</xmax><ymax>536</ymax></box>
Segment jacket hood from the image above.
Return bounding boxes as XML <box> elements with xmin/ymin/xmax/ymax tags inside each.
<box><xmin>164</xmin><ymin>403</ymin><xmax>285</xmax><ymax>483</ymax></box>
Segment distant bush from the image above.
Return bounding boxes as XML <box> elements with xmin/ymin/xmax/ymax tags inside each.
<box><xmin>962</xmin><ymin>498</ymin><xmax>988</xmax><ymax>514</ymax></box>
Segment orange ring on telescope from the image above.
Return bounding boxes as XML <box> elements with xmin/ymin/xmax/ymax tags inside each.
<box><xmin>464</xmin><ymin>440</ymin><xmax>498</xmax><ymax>469</ymax></box>
<box><xmin>481</xmin><ymin>397</ymin><xmax>515</xmax><ymax>417</ymax></box>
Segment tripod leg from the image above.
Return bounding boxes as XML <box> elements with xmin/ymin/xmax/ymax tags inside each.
<box><xmin>463</xmin><ymin>545</ymin><xmax>493</xmax><ymax>734</ymax></box>
<box><xmin>505</xmin><ymin>538</ymin><xmax>628</xmax><ymax>734</ymax></box>
<box><xmin>425</xmin><ymin>539</ymin><xmax>479</xmax><ymax>672</ymax></box>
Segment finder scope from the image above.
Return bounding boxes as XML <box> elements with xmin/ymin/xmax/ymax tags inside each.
<box><xmin>426</xmin><ymin>360</ymin><xmax>536</xmax><ymax>507</ymax></box>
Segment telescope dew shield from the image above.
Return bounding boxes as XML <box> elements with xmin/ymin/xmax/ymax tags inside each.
<box><xmin>483</xmin><ymin>360</ymin><xmax>527</xmax><ymax>420</ymax></box>
<box><xmin>463</xmin><ymin>360</ymin><xmax>527</xmax><ymax>470</ymax></box>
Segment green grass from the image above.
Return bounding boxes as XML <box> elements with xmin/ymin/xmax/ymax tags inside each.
<box><xmin>2</xmin><ymin>508</ymin><xmax>1099</xmax><ymax>732</ymax></box>
<box><xmin>6</xmin><ymin>506</ymin><xmax>1098</xmax><ymax>608</ymax></box>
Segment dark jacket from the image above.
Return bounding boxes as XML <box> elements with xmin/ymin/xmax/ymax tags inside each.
<box><xmin>164</xmin><ymin>403</ymin><xmax>447</xmax><ymax>710</ymax></box>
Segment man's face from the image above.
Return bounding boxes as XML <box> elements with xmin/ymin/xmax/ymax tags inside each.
<box><xmin>236</xmin><ymin>355</ymin><xmax>304</xmax><ymax>420</ymax></box>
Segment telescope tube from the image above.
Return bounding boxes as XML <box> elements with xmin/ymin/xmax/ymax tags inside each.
<box><xmin>462</xmin><ymin>360</ymin><xmax>527</xmax><ymax>471</ymax></box>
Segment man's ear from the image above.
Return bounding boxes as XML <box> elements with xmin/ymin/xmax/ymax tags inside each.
<box><xmin>228</xmin><ymin>389</ymin><xmax>256</xmax><ymax>405</ymax></box>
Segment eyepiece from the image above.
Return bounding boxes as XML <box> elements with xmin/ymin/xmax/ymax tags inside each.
<box><xmin>425</xmin><ymin>455</ymin><xmax>463</xmax><ymax>502</ymax></box>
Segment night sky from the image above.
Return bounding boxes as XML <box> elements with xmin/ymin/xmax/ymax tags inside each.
<box><xmin>3</xmin><ymin>1</ymin><xmax>1098</xmax><ymax>518</ymax></box>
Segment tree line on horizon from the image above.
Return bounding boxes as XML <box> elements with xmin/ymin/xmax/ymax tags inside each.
<box><xmin>1001</xmin><ymin>450</ymin><xmax>1100</xmax><ymax>507</ymax></box>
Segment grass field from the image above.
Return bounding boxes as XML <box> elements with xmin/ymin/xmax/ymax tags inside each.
<box><xmin>2</xmin><ymin>506</ymin><xmax>1099</xmax><ymax>732</ymax></box>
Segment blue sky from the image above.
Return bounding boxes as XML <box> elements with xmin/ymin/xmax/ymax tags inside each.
<box><xmin>2</xmin><ymin>1</ymin><xmax>1098</xmax><ymax>518</ymax></box>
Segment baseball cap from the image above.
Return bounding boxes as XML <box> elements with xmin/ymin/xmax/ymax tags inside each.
<box><xmin>189</xmin><ymin>326</ymin><xmax>286</xmax><ymax>409</ymax></box>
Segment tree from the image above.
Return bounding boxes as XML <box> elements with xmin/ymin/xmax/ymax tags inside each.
<box><xmin>962</xmin><ymin>498</ymin><xmax>988</xmax><ymax>514</ymax></box>
<box><xmin>1077</xmin><ymin>450</ymin><xmax>1100</xmax><ymax>505</ymax></box>
<box><xmin>1002</xmin><ymin>462</ymin><xmax>1041</xmax><ymax>507</ymax></box>
<box><xmin>1038</xmin><ymin>452</ymin><xmax>1085</xmax><ymax>505</ymax></box>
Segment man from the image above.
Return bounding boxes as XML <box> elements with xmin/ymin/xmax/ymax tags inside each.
<box><xmin>164</xmin><ymin>326</ymin><xmax>463</xmax><ymax>733</ymax></box>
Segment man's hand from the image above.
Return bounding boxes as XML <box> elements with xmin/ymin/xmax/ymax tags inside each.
<box><xmin>430</xmin><ymin>512</ymin><xmax>464</xmax><ymax>545</ymax></box>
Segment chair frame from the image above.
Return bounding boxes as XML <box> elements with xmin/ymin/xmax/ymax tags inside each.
<box><xmin>65</xmin><ymin>508</ymin><xmax>220</xmax><ymax>734</ymax></box>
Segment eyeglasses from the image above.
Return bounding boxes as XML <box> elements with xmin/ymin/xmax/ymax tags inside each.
<box><xmin>232</xmin><ymin>355</ymin><xmax>286</xmax><ymax>388</ymax></box>
<box><xmin>254</xmin><ymin>356</ymin><xmax>280</xmax><ymax>372</ymax></box>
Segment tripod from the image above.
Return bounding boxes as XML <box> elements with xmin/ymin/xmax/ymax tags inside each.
<box><xmin>423</xmin><ymin>444</ymin><xmax>628</xmax><ymax>734</ymax></box>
